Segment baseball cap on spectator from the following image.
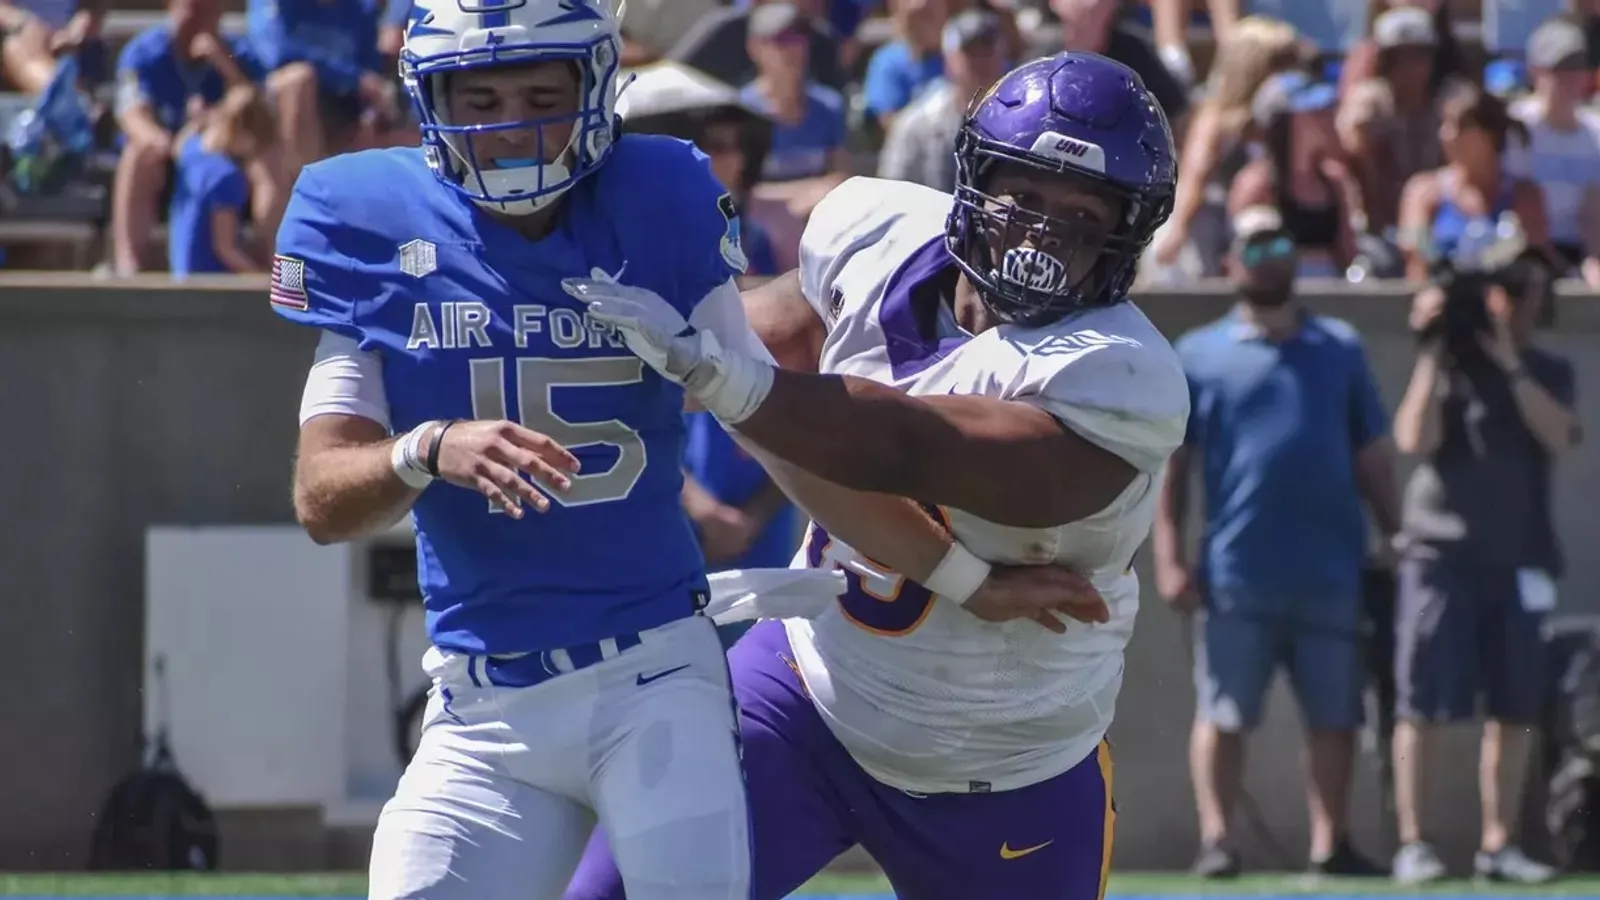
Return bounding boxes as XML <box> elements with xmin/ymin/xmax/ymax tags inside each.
<box><xmin>1233</xmin><ymin>205</ymin><xmax>1289</xmax><ymax>245</ymax></box>
<box><xmin>1231</xmin><ymin>205</ymin><xmax>1296</xmax><ymax>267</ymax></box>
<box><xmin>1526</xmin><ymin>18</ymin><xmax>1589</xmax><ymax>71</ymax></box>
<box><xmin>749</xmin><ymin>1</ymin><xmax>808</xmax><ymax>41</ymax></box>
<box><xmin>1372</xmin><ymin>6</ymin><xmax>1436</xmax><ymax>50</ymax></box>
<box><xmin>1251</xmin><ymin>70</ymin><xmax>1338</xmax><ymax>127</ymax></box>
<box><xmin>942</xmin><ymin>10</ymin><xmax>1001</xmax><ymax>54</ymax></box>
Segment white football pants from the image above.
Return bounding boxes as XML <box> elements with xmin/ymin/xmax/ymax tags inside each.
<box><xmin>367</xmin><ymin>614</ymin><xmax>750</xmax><ymax>900</ymax></box>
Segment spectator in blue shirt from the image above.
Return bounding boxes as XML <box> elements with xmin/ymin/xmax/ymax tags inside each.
<box><xmin>739</xmin><ymin>2</ymin><xmax>850</xmax><ymax>183</ymax></box>
<box><xmin>862</xmin><ymin>0</ymin><xmax>948</xmax><ymax>130</ymax></box>
<box><xmin>169</xmin><ymin>84</ymin><xmax>277</xmax><ymax>277</ymax></box>
<box><xmin>1153</xmin><ymin>206</ymin><xmax>1400</xmax><ymax>879</ymax></box>
<box><xmin>682</xmin><ymin>418</ymin><xmax>797</xmax><ymax>574</ymax></box>
<box><xmin>110</xmin><ymin>0</ymin><xmax>261</xmax><ymax>275</ymax></box>
<box><xmin>676</xmin><ymin>92</ymin><xmax>791</xmax><ymax>603</ymax></box>
<box><xmin>683</xmin><ymin>414</ymin><xmax>798</xmax><ymax>652</ymax></box>
<box><xmin>247</xmin><ymin>0</ymin><xmax>398</xmax><ymax>188</ymax></box>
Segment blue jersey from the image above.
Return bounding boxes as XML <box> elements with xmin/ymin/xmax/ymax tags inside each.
<box><xmin>272</xmin><ymin>136</ymin><xmax>748</xmax><ymax>655</ymax></box>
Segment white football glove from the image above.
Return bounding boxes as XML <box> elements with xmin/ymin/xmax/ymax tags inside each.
<box><xmin>561</xmin><ymin>276</ymin><xmax>773</xmax><ymax>424</ymax></box>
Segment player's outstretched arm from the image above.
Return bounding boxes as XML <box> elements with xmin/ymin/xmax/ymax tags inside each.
<box><xmin>737</xmin><ymin>375</ymin><xmax>1137</xmax><ymax>530</ymax></box>
<box><xmin>572</xmin><ymin>273</ymin><xmax>1142</xmax><ymax>530</ymax></box>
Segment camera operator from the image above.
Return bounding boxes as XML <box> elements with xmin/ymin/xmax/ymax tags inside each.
<box><xmin>1389</xmin><ymin>250</ymin><xmax>1581</xmax><ymax>884</ymax></box>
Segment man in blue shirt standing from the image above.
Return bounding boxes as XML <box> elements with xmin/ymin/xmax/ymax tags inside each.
<box><xmin>1153</xmin><ymin>206</ymin><xmax>1401</xmax><ymax>879</ymax></box>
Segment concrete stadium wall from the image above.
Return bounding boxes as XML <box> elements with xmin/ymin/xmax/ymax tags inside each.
<box><xmin>1</xmin><ymin>275</ymin><xmax>1596</xmax><ymax>872</ymax></box>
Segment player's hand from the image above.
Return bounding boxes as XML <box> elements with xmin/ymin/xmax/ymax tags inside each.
<box><xmin>962</xmin><ymin>565</ymin><xmax>1109</xmax><ymax>634</ymax></box>
<box><xmin>563</xmin><ymin>277</ymin><xmax>703</xmax><ymax>384</ymax></box>
<box><xmin>563</xmin><ymin>277</ymin><xmax>773</xmax><ymax>424</ymax></box>
<box><xmin>1154</xmin><ymin>556</ymin><xmax>1200</xmax><ymax>614</ymax></box>
<box><xmin>431</xmin><ymin>420</ymin><xmax>581</xmax><ymax>517</ymax></box>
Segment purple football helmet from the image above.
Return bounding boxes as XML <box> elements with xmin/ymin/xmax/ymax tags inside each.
<box><xmin>945</xmin><ymin>52</ymin><xmax>1177</xmax><ymax>326</ymax></box>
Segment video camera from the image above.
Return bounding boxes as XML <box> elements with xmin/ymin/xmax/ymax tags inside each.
<box><xmin>1416</xmin><ymin>213</ymin><xmax>1556</xmax><ymax>354</ymax></box>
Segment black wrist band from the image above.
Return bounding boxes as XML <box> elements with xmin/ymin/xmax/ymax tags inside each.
<box><xmin>426</xmin><ymin>421</ymin><xmax>456</xmax><ymax>477</ymax></box>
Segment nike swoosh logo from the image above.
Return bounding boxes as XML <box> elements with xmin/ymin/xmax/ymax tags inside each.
<box><xmin>635</xmin><ymin>664</ymin><xmax>690</xmax><ymax>686</ymax></box>
<box><xmin>1000</xmin><ymin>840</ymin><xmax>1054</xmax><ymax>860</ymax></box>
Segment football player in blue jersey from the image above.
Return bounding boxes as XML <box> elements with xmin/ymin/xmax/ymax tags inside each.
<box><xmin>269</xmin><ymin>1</ymin><xmax>785</xmax><ymax>897</ymax></box>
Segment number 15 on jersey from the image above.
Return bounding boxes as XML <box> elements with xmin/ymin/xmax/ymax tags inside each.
<box><xmin>468</xmin><ymin>356</ymin><xmax>647</xmax><ymax>509</ymax></box>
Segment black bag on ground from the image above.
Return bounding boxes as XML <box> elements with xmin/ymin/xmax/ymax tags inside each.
<box><xmin>88</xmin><ymin>656</ymin><xmax>218</xmax><ymax>870</ymax></box>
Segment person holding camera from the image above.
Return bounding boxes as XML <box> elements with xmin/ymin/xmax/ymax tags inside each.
<box><xmin>1389</xmin><ymin>252</ymin><xmax>1582</xmax><ymax>884</ymax></box>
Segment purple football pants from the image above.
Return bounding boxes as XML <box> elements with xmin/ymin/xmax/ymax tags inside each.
<box><xmin>563</xmin><ymin>620</ymin><xmax>1117</xmax><ymax>900</ymax></box>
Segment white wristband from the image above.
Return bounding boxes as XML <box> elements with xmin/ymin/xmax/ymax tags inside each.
<box><xmin>389</xmin><ymin>421</ymin><xmax>438</xmax><ymax>490</ymax></box>
<box><xmin>926</xmin><ymin>541</ymin><xmax>991</xmax><ymax>606</ymax></box>
<box><xmin>688</xmin><ymin>329</ymin><xmax>775</xmax><ymax>426</ymax></box>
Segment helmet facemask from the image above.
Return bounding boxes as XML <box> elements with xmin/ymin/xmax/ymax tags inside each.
<box><xmin>402</xmin><ymin>28</ymin><xmax>622</xmax><ymax>216</ymax></box>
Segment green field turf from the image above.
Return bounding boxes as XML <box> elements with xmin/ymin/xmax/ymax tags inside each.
<box><xmin>4</xmin><ymin>872</ymin><xmax>1600</xmax><ymax>897</ymax></box>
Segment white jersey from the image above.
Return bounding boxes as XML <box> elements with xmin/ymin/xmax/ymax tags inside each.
<box><xmin>784</xmin><ymin>176</ymin><xmax>1190</xmax><ymax>794</ymax></box>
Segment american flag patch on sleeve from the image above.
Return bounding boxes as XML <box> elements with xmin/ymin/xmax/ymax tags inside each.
<box><xmin>270</xmin><ymin>255</ymin><xmax>309</xmax><ymax>310</ymax></box>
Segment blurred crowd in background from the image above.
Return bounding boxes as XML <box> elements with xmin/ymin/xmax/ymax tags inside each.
<box><xmin>0</xmin><ymin>0</ymin><xmax>1596</xmax><ymax>285</ymax></box>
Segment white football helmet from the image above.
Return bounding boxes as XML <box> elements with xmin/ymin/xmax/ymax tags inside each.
<box><xmin>400</xmin><ymin>0</ymin><xmax>626</xmax><ymax>215</ymax></box>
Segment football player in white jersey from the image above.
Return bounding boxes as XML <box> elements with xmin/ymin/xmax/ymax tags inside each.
<box><xmin>564</xmin><ymin>51</ymin><xmax>1188</xmax><ymax>900</ymax></box>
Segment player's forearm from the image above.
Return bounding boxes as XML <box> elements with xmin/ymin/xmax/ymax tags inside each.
<box><xmin>731</xmin><ymin>369</ymin><xmax>951</xmax><ymax>503</ymax></box>
<box><xmin>294</xmin><ymin>440</ymin><xmax>421</xmax><ymax>544</ymax></box>
<box><xmin>732</xmin><ymin>368</ymin><xmax>1097</xmax><ymax>525</ymax></box>
<box><xmin>736</xmin><ymin>437</ymin><xmax>953</xmax><ymax>583</ymax></box>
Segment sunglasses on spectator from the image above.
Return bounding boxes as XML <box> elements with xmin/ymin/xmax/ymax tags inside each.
<box><xmin>1238</xmin><ymin>234</ymin><xmax>1296</xmax><ymax>268</ymax></box>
